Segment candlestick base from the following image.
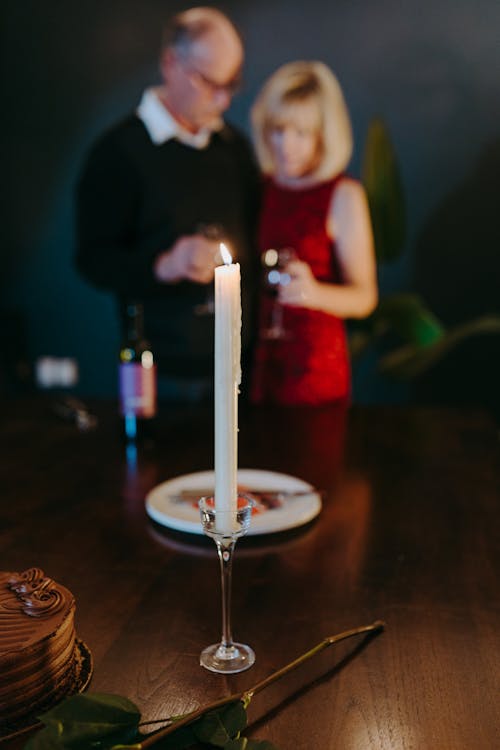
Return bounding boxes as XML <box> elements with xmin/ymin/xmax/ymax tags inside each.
<box><xmin>200</xmin><ymin>642</ymin><xmax>256</xmax><ymax>674</ymax></box>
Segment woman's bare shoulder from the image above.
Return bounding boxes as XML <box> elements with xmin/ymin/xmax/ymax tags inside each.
<box><xmin>330</xmin><ymin>176</ymin><xmax>368</xmax><ymax>226</ymax></box>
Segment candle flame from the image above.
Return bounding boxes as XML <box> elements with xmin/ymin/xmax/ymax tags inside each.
<box><xmin>220</xmin><ymin>243</ymin><xmax>232</xmax><ymax>265</ymax></box>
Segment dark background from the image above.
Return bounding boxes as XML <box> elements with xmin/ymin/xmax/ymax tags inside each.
<box><xmin>1</xmin><ymin>0</ymin><xmax>499</xmax><ymax>413</ymax></box>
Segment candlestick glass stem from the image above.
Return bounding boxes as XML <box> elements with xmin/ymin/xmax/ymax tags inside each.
<box><xmin>199</xmin><ymin>497</ymin><xmax>255</xmax><ymax>673</ymax></box>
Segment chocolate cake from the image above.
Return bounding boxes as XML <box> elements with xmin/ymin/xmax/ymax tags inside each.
<box><xmin>0</xmin><ymin>568</ymin><xmax>79</xmax><ymax>728</ymax></box>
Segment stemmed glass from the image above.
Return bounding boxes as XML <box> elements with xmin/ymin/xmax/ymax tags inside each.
<box><xmin>260</xmin><ymin>247</ymin><xmax>296</xmax><ymax>340</ymax></box>
<box><xmin>198</xmin><ymin>496</ymin><xmax>255</xmax><ymax>674</ymax></box>
<box><xmin>193</xmin><ymin>223</ymin><xmax>224</xmax><ymax>316</ymax></box>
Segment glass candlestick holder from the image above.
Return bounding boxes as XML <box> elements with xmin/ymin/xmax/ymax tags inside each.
<box><xmin>198</xmin><ymin>496</ymin><xmax>255</xmax><ymax>674</ymax></box>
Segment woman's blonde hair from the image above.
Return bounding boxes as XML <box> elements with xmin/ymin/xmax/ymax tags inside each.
<box><xmin>251</xmin><ymin>61</ymin><xmax>353</xmax><ymax>181</ymax></box>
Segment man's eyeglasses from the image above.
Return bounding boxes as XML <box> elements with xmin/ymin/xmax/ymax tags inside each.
<box><xmin>182</xmin><ymin>61</ymin><xmax>242</xmax><ymax>97</ymax></box>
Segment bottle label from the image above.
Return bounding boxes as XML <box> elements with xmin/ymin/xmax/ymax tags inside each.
<box><xmin>119</xmin><ymin>364</ymin><xmax>157</xmax><ymax>417</ymax></box>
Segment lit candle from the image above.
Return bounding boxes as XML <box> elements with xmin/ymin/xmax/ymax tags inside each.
<box><xmin>214</xmin><ymin>243</ymin><xmax>241</xmax><ymax>533</ymax></box>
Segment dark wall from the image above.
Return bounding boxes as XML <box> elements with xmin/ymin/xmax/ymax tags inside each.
<box><xmin>2</xmin><ymin>0</ymin><xmax>499</xmax><ymax>406</ymax></box>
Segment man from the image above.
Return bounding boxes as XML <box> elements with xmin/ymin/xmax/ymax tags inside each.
<box><xmin>76</xmin><ymin>7</ymin><xmax>259</xmax><ymax>400</ymax></box>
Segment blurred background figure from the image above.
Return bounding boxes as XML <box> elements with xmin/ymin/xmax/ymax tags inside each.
<box><xmin>75</xmin><ymin>6</ymin><xmax>259</xmax><ymax>403</ymax></box>
<box><xmin>250</xmin><ymin>61</ymin><xmax>377</xmax><ymax>405</ymax></box>
<box><xmin>3</xmin><ymin>1</ymin><xmax>498</xmax><ymax>416</ymax></box>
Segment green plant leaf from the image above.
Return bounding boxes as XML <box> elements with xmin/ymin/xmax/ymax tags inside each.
<box><xmin>217</xmin><ymin>702</ymin><xmax>247</xmax><ymax>738</ymax></box>
<box><xmin>194</xmin><ymin>711</ymin><xmax>229</xmax><ymax>747</ymax></box>
<box><xmin>25</xmin><ymin>693</ymin><xmax>142</xmax><ymax>750</ymax></box>
<box><xmin>194</xmin><ymin>702</ymin><xmax>247</xmax><ymax>747</ymax></box>
<box><xmin>349</xmin><ymin>293</ymin><xmax>445</xmax><ymax>364</ymax></box>
<box><xmin>145</xmin><ymin>723</ymin><xmax>197</xmax><ymax>749</ymax></box>
<box><xmin>40</xmin><ymin>692</ymin><xmax>141</xmax><ymax>730</ymax></box>
<box><xmin>25</xmin><ymin>727</ymin><xmax>65</xmax><ymax>750</ymax></box>
<box><xmin>25</xmin><ymin>725</ymin><xmax>141</xmax><ymax>750</ymax></box>
<box><xmin>362</xmin><ymin>118</ymin><xmax>406</xmax><ymax>262</ymax></box>
<box><xmin>378</xmin><ymin>314</ymin><xmax>500</xmax><ymax>379</ymax></box>
<box><xmin>373</xmin><ymin>293</ymin><xmax>445</xmax><ymax>347</ymax></box>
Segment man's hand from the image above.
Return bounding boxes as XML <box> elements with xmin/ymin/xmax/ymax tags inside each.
<box><xmin>154</xmin><ymin>234</ymin><xmax>220</xmax><ymax>284</ymax></box>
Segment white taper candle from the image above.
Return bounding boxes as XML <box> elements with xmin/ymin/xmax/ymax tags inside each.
<box><xmin>214</xmin><ymin>243</ymin><xmax>241</xmax><ymax>533</ymax></box>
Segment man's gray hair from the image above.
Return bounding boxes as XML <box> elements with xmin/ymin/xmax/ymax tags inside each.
<box><xmin>161</xmin><ymin>6</ymin><xmax>242</xmax><ymax>58</ymax></box>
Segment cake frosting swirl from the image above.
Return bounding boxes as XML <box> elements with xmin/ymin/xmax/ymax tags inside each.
<box><xmin>7</xmin><ymin>567</ymin><xmax>66</xmax><ymax>617</ymax></box>
<box><xmin>0</xmin><ymin>567</ymin><xmax>77</xmax><ymax>728</ymax></box>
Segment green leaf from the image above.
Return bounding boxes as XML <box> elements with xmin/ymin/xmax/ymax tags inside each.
<box><xmin>40</xmin><ymin>692</ymin><xmax>141</xmax><ymax>730</ymax></box>
<box><xmin>362</xmin><ymin>118</ymin><xmax>406</xmax><ymax>262</ymax></box>
<box><xmin>194</xmin><ymin>702</ymin><xmax>247</xmax><ymax>747</ymax></box>
<box><xmin>349</xmin><ymin>293</ymin><xmax>446</xmax><ymax>365</ymax></box>
<box><xmin>217</xmin><ymin>702</ymin><xmax>247</xmax><ymax>738</ymax></box>
<box><xmin>24</xmin><ymin>727</ymin><xmax>143</xmax><ymax>750</ymax></box>
<box><xmin>26</xmin><ymin>693</ymin><xmax>141</xmax><ymax>749</ymax></box>
<box><xmin>25</xmin><ymin>727</ymin><xmax>65</xmax><ymax>750</ymax></box>
<box><xmin>193</xmin><ymin>712</ymin><xmax>229</xmax><ymax>747</ymax></box>
<box><xmin>373</xmin><ymin>293</ymin><xmax>445</xmax><ymax>347</ymax></box>
<box><xmin>378</xmin><ymin>314</ymin><xmax>500</xmax><ymax>379</ymax></box>
<box><xmin>224</xmin><ymin>740</ymin><xmax>248</xmax><ymax>750</ymax></box>
<box><xmin>144</xmin><ymin>723</ymin><xmax>197</xmax><ymax>750</ymax></box>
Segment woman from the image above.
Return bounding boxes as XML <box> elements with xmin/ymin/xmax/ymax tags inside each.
<box><xmin>250</xmin><ymin>61</ymin><xmax>377</xmax><ymax>405</ymax></box>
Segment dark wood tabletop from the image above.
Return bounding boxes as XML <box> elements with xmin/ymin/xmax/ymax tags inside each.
<box><xmin>1</xmin><ymin>397</ymin><xmax>499</xmax><ymax>749</ymax></box>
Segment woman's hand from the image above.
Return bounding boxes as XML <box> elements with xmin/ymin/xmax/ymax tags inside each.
<box><xmin>277</xmin><ymin>180</ymin><xmax>378</xmax><ymax>318</ymax></box>
<box><xmin>278</xmin><ymin>259</ymin><xmax>320</xmax><ymax>309</ymax></box>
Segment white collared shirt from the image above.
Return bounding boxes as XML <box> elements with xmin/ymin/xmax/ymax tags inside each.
<box><xmin>136</xmin><ymin>87</ymin><xmax>223</xmax><ymax>149</ymax></box>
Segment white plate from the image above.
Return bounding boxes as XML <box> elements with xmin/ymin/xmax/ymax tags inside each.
<box><xmin>145</xmin><ymin>469</ymin><xmax>322</xmax><ymax>536</ymax></box>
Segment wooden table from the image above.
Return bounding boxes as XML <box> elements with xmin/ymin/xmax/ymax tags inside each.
<box><xmin>1</xmin><ymin>398</ymin><xmax>498</xmax><ymax>748</ymax></box>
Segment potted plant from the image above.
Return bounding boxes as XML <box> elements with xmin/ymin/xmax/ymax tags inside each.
<box><xmin>352</xmin><ymin>119</ymin><xmax>500</xmax><ymax>383</ymax></box>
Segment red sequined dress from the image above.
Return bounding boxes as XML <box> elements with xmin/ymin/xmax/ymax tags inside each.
<box><xmin>250</xmin><ymin>175</ymin><xmax>351</xmax><ymax>405</ymax></box>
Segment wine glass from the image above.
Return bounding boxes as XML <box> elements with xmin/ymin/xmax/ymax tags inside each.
<box><xmin>193</xmin><ymin>223</ymin><xmax>224</xmax><ymax>316</ymax></box>
<box><xmin>260</xmin><ymin>247</ymin><xmax>296</xmax><ymax>340</ymax></box>
<box><xmin>198</xmin><ymin>495</ymin><xmax>255</xmax><ymax>674</ymax></box>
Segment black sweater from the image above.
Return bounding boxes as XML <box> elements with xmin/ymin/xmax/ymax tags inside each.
<box><xmin>76</xmin><ymin>115</ymin><xmax>260</xmax><ymax>377</ymax></box>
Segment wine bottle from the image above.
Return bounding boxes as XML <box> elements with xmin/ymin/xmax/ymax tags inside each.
<box><xmin>118</xmin><ymin>302</ymin><xmax>157</xmax><ymax>443</ymax></box>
